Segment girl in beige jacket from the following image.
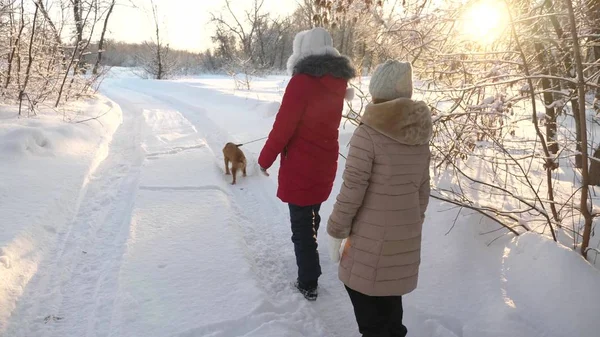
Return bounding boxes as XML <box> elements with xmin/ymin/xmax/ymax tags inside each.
<box><xmin>327</xmin><ymin>60</ymin><xmax>432</xmax><ymax>337</ymax></box>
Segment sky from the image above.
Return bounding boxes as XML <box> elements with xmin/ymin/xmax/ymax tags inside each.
<box><xmin>106</xmin><ymin>0</ymin><xmax>296</xmax><ymax>52</ymax></box>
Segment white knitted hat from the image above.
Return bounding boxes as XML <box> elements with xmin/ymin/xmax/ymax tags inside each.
<box><xmin>286</xmin><ymin>27</ymin><xmax>340</xmax><ymax>75</ymax></box>
<box><xmin>369</xmin><ymin>60</ymin><xmax>413</xmax><ymax>100</ymax></box>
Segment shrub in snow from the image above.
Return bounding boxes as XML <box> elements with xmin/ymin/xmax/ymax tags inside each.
<box><xmin>224</xmin><ymin>57</ymin><xmax>268</xmax><ymax>91</ymax></box>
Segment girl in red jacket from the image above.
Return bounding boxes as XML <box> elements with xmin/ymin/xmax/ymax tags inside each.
<box><xmin>258</xmin><ymin>27</ymin><xmax>356</xmax><ymax>301</ymax></box>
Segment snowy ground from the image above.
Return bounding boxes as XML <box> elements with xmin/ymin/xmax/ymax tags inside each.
<box><xmin>1</xmin><ymin>70</ymin><xmax>599</xmax><ymax>336</ymax></box>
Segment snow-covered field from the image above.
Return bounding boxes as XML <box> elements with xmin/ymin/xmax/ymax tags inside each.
<box><xmin>1</xmin><ymin>69</ymin><xmax>599</xmax><ymax>336</ymax></box>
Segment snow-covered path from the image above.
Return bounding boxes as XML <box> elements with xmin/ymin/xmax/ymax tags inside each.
<box><xmin>3</xmin><ymin>75</ymin><xmax>600</xmax><ymax>337</ymax></box>
<box><xmin>4</xmin><ymin>77</ymin><xmax>355</xmax><ymax>337</ymax></box>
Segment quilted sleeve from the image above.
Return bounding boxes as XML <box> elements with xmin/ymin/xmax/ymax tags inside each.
<box><xmin>327</xmin><ymin>126</ymin><xmax>374</xmax><ymax>239</ymax></box>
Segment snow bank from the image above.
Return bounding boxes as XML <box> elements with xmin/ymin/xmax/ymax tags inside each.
<box><xmin>0</xmin><ymin>97</ymin><xmax>122</xmax><ymax>332</ymax></box>
<box><xmin>501</xmin><ymin>233</ymin><xmax>600</xmax><ymax>336</ymax></box>
<box><xmin>1</xmin><ymin>127</ymin><xmax>56</xmax><ymax>156</ymax></box>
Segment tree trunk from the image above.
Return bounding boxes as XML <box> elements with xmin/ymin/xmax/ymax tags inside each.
<box><xmin>93</xmin><ymin>0</ymin><xmax>115</xmax><ymax>75</ymax></box>
<box><xmin>36</xmin><ymin>0</ymin><xmax>62</xmax><ymax>45</ymax></box>
<box><xmin>590</xmin><ymin>0</ymin><xmax>600</xmax><ymax>99</ymax></box>
<box><xmin>572</xmin><ymin>99</ymin><xmax>583</xmax><ymax>168</ymax></box>
<box><xmin>564</xmin><ymin>0</ymin><xmax>593</xmax><ymax>259</ymax></box>
<box><xmin>546</xmin><ymin>0</ymin><xmax>583</xmax><ymax>167</ymax></box>
<box><xmin>72</xmin><ymin>0</ymin><xmax>85</xmax><ymax>74</ymax></box>
<box><xmin>55</xmin><ymin>47</ymin><xmax>78</xmax><ymax>107</ymax></box>
<box><xmin>19</xmin><ymin>3</ymin><xmax>39</xmax><ymax>116</ymax></box>
<box><xmin>534</xmin><ymin>42</ymin><xmax>559</xmax><ymax>156</ymax></box>
<box><xmin>4</xmin><ymin>0</ymin><xmax>25</xmax><ymax>90</ymax></box>
<box><xmin>150</xmin><ymin>0</ymin><xmax>163</xmax><ymax>79</ymax></box>
<box><xmin>279</xmin><ymin>35</ymin><xmax>286</xmax><ymax>70</ymax></box>
<box><xmin>258</xmin><ymin>33</ymin><xmax>265</xmax><ymax>66</ymax></box>
<box><xmin>589</xmin><ymin>145</ymin><xmax>600</xmax><ymax>186</ymax></box>
<box><xmin>507</xmin><ymin>2</ymin><xmax>559</xmax><ymax>236</ymax></box>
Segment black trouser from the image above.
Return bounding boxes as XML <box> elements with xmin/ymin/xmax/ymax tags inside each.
<box><xmin>345</xmin><ymin>286</ymin><xmax>408</xmax><ymax>337</ymax></box>
<box><xmin>288</xmin><ymin>203</ymin><xmax>322</xmax><ymax>288</ymax></box>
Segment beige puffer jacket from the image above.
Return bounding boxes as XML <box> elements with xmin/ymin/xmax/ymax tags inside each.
<box><xmin>327</xmin><ymin>98</ymin><xmax>432</xmax><ymax>297</ymax></box>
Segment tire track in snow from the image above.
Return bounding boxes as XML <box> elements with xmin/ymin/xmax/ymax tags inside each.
<box><xmin>4</xmin><ymin>91</ymin><xmax>145</xmax><ymax>337</ymax></box>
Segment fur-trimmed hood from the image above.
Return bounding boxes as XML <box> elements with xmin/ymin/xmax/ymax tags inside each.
<box><xmin>361</xmin><ymin>98</ymin><xmax>433</xmax><ymax>145</ymax></box>
<box><xmin>292</xmin><ymin>54</ymin><xmax>356</xmax><ymax>80</ymax></box>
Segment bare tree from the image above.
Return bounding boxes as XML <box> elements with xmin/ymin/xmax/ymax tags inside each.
<box><xmin>210</xmin><ymin>0</ymin><xmax>265</xmax><ymax>63</ymax></box>
<box><xmin>93</xmin><ymin>0</ymin><xmax>115</xmax><ymax>75</ymax></box>
<box><xmin>138</xmin><ymin>0</ymin><xmax>174</xmax><ymax>79</ymax></box>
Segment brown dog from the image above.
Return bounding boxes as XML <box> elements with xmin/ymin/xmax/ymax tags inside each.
<box><xmin>222</xmin><ymin>142</ymin><xmax>247</xmax><ymax>185</ymax></box>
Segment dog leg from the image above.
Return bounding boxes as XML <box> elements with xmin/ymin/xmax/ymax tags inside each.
<box><xmin>231</xmin><ymin>166</ymin><xmax>237</xmax><ymax>185</ymax></box>
<box><xmin>224</xmin><ymin>157</ymin><xmax>230</xmax><ymax>175</ymax></box>
<box><xmin>242</xmin><ymin>164</ymin><xmax>247</xmax><ymax>177</ymax></box>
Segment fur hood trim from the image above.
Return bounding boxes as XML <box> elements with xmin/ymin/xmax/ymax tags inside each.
<box><xmin>361</xmin><ymin>98</ymin><xmax>433</xmax><ymax>145</ymax></box>
<box><xmin>292</xmin><ymin>54</ymin><xmax>356</xmax><ymax>81</ymax></box>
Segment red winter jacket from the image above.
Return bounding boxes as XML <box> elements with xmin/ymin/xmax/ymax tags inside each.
<box><xmin>259</xmin><ymin>54</ymin><xmax>356</xmax><ymax>206</ymax></box>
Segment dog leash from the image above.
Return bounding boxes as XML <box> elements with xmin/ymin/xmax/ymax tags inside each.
<box><xmin>236</xmin><ymin>136</ymin><xmax>348</xmax><ymax>160</ymax></box>
<box><xmin>236</xmin><ymin>136</ymin><xmax>268</xmax><ymax>147</ymax></box>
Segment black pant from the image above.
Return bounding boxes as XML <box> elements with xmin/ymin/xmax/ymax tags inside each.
<box><xmin>288</xmin><ymin>203</ymin><xmax>322</xmax><ymax>288</ymax></box>
<box><xmin>345</xmin><ymin>286</ymin><xmax>408</xmax><ymax>337</ymax></box>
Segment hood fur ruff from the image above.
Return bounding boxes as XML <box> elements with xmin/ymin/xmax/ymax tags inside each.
<box><xmin>286</xmin><ymin>43</ymin><xmax>340</xmax><ymax>75</ymax></box>
<box><xmin>291</xmin><ymin>54</ymin><xmax>356</xmax><ymax>80</ymax></box>
<box><xmin>361</xmin><ymin>98</ymin><xmax>433</xmax><ymax>146</ymax></box>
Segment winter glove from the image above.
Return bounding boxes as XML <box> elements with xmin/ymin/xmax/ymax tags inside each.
<box><xmin>328</xmin><ymin>236</ymin><xmax>344</xmax><ymax>263</ymax></box>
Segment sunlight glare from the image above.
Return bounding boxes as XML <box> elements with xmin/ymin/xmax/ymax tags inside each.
<box><xmin>460</xmin><ymin>0</ymin><xmax>509</xmax><ymax>45</ymax></box>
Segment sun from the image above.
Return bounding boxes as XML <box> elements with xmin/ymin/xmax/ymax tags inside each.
<box><xmin>460</xmin><ymin>0</ymin><xmax>509</xmax><ymax>44</ymax></box>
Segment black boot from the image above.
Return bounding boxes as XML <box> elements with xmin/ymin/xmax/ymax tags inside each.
<box><xmin>294</xmin><ymin>280</ymin><xmax>318</xmax><ymax>301</ymax></box>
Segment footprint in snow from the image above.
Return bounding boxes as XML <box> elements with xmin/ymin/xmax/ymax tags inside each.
<box><xmin>44</xmin><ymin>315</ymin><xmax>64</xmax><ymax>324</ymax></box>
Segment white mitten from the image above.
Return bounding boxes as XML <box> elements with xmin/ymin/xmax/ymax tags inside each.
<box><xmin>328</xmin><ymin>236</ymin><xmax>344</xmax><ymax>263</ymax></box>
<box><xmin>345</xmin><ymin>87</ymin><xmax>355</xmax><ymax>101</ymax></box>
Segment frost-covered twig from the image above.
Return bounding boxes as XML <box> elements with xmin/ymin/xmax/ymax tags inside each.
<box><xmin>430</xmin><ymin>193</ymin><xmax>521</xmax><ymax>236</ymax></box>
<box><xmin>73</xmin><ymin>107</ymin><xmax>112</xmax><ymax>126</ymax></box>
